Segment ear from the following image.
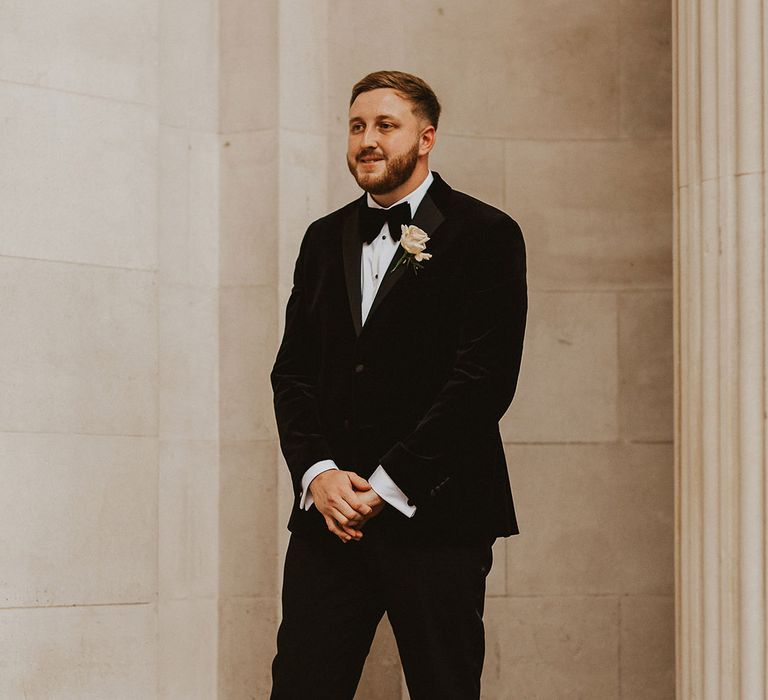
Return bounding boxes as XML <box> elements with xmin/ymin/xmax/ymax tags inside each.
<box><xmin>419</xmin><ymin>125</ymin><xmax>436</xmax><ymax>156</ymax></box>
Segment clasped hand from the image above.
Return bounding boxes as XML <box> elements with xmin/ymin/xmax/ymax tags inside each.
<box><xmin>308</xmin><ymin>470</ymin><xmax>385</xmax><ymax>543</ymax></box>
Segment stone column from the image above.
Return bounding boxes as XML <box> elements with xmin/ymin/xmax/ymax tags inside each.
<box><xmin>675</xmin><ymin>1</ymin><xmax>767</xmax><ymax>698</ymax></box>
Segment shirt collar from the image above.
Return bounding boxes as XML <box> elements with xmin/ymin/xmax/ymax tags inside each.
<box><xmin>366</xmin><ymin>170</ymin><xmax>434</xmax><ymax>219</ymax></box>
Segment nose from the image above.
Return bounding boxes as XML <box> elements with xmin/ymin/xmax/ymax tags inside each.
<box><xmin>361</xmin><ymin>125</ymin><xmax>378</xmax><ymax>149</ymax></box>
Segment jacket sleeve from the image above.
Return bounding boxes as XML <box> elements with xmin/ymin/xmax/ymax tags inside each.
<box><xmin>378</xmin><ymin>213</ymin><xmax>527</xmax><ymax>506</ymax></box>
<box><xmin>270</xmin><ymin>225</ymin><xmax>334</xmax><ymax>498</ymax></box>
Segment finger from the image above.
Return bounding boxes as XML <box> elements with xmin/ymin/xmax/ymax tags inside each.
<box><xmin>359</xmin><ymin>504</ymin><xmax>383</xmax><ymax>525</ymax></box>
<box><xmin>328</xmin><ymin>507</ymin><xmax>364</xmax><ymax>537</ymax></box>
<box><xmin>338</xmin><ymin>515</ymin><xmax>363</xmax><ymax>539</ymax></box>
<box><xmin>328</xmin><ymin>502</ymin><xmax>360</xmax><ymax>526</ymax></box>
<box><xmin>323</xmin><ymin>514</ymin><xmax>352</xmax><ymax>542</ymax></box>
<box><xmin>350</xmin><ymin>504</ymin><xmax>384</xmax><ymax>530</ymax></box>
<box><xmin>341</xmin><ymin>489</ymin><xmax>373</xmax><ymax>516</ymax></box>
<box><xmin>340</xmin><ymin>521</ymin><xmax>363</xmax><ymax>539</ymax></box>
<box><xmin>347</xmin><ymin>472</ymin><xmax>372</xmax><ymax>491</ymax></box>
<box><xmin>334</xmin><ymin>511</ymin><xmax>363</xmax><ymax>538</ymax></box>
<box><xmin>335</xmin><ymin>494</ymin><xmax>373</xmax><ymax>521</ymax></box>
<box><xmin>352</xmin><ymin>510</ymin><xmax>371</xmax><ymax>523</ymax></box>
<box><xmin>342</xmin><ymin>523</ymin><xmax>364</xmax><ymax>540</ymax></box>
<box><xmin>349</xmin><ymin>499</ymin><xmax>372</xmax><ymax>516</ymax></box>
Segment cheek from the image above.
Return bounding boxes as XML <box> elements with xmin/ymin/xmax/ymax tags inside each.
<box><xmin>387</xmin><ymin>135</ymin><xmax>409</xmax><ymax>153</ymax></box>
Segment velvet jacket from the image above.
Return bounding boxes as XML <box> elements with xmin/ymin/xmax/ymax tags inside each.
<box><xmin>270</xmin><ymin>172</ymin><xmax>527</xmax><ymax>544</ymax></box>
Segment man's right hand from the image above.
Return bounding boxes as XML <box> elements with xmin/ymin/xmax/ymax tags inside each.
<box><xmin>309</xmin><ymin>470</ymin><xmax>374</xmax><ymax>542</ymax></box>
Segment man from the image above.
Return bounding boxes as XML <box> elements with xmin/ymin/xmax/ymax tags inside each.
<box><xmin>269</xmin><ymin>70</ymin><xmax>527</xmax><ymax>699</ymax></box>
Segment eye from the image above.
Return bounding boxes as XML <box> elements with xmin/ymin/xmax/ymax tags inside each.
<box><xmin>349</xmin><ymin>123</ymin><xmax>364</xmax><ymax>133</ymax></box>
<box><xmin>379</xmin><ymin>122</ymin><xmax>394</xmax><ymax>130</ymax></box>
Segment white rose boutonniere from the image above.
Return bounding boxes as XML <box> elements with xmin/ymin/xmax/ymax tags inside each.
<box><xmin>392</xmin><ymin>224</ymin><xmax>432</xmax><ymax>275</ymax></box>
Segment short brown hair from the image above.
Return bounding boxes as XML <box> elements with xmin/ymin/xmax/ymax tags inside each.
<box><xmin>350</xmin><ymin>70</ymin><xmax>442</xmax><ymax>129</ymax></box>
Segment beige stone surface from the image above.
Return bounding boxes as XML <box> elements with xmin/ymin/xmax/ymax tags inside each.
<box><xmin>619</xmin><ymin>0</ymin><xmax>672</xmax><ymax>138</ymax></box>
<box><xmin>220</xmin><ymin>130</ymin><xmax>278</xmax><ymax>287</ymax></box>
<box><xmin>620</xmin><ymin>595</ymin><xmax>675</xmax><ymax>700</ymax></box>
<box><xmin>158</xmin><ymin>598</ymin><xmax>218</xmax><ymax>699</ymax></box>
<box><xmin>159</xmin><ymin>283</ymin><xmax>219</xmax><ymax>441</ymax></box>
<box><xmin>0</xmin><ymin>433</ymin><xmax>156</xmax><ymax>607</ymax></box>
<box><xmin>278</xmin><ymin>0</ymin><xmax>327</xmax><ymax>136</ymax></box>
<box><xmin>505</xmin><ymin>138</ymin><xmax>673</xmax><ymax>291</ymax></box>
<box><xmin>0</xmin><ymin>0</ymin><xmax>674</xmax><ymax>695</ymax></box>
<box><xmin>357</xmin><ymin>615</ymin><xmax>404</xmax><ymax>699</ymax></box>
<box><xmin>279</xmin><ymin>130</ymin><xmax>329</xmax><ymax>283</ymax></box>
<box><xmin>482</xmin><ymin>596</ymin><xmax>619</xmax><ymax>699</ymax></box>
<box><xmin>429</xmin><ymin>136</ymin><xmax>506</xmax><ymax>211</ymax></box>
<box><xmin>159</xmin><ymin>126</ymin><xmax>220</xmax><ymax>288</ymax></box>
<box><xmin>0</xmin><ymin>1</ymin><xmax>157</xmax><ymax>104</ymax></box>
<box><xmin>159</xmin><ymin>439</ymin><xmax>219</xmax><ymax>601</ymax></box>
<box><xmin>500</xmin><ymin>291</ymin><xmax>618</xmax><ymax>443</ymax></box>
<box><xmin>0</xmin><ymin>603</ymin><xmax>156</xmax><ymax>699</ymax></box>
<box><xmin>0</xmin><ymin>257</ymin><xmax>156</xmax><ymax>435</ymax></box>
<box><xmin>220</xmin><ymin>439</ymin><xmax>278</xmax><ymax>598</ymax></box>
<box><xmin>0</xmin><ymin>83</ymin><xmax>157</xmax><ymax>270</ymax></box>
<box><xmin>218</xmin><ymin>596</ymin><xmax>278</xmax><ymax>699</ymax></box>
<box><xmin>220</xmin><ymin>0</ymin><xmax>277</xmax><ymax>132</ymax></box>
<box><xmin>328</xmin><ymin>0</ymin><xmax>622</xmax><ymax>138</ymax></box>
<box><xmin>676</xmin><ymin>1</ymin><xmax>768</xmax><ymax>692</ymax></box>
<box><xmin>159</xmin><ymin>0</ymin><xmax>218</xmax><ymax>130</ymax></box>
<box><xmin>326</xmin><ymin>131</ymin><xmax>364</xmax><ymax>211</ymax></box>
<box><xmin>505</xmin><ymin>443</ymin><xmax>674</xmax><ymax>596</ymax></box>
<box><xmin>326</xmin><ymin>1</ymin><xmax>408</xmax><ymax>128</ymax></box>
<box><xmin>618</xmin><ymin>291</ymin><xmax>673</xmax><ymax>442</ymax></box>
<box><xmin>486</xmin><ymin>537</ymin><xmax>507</xmax><ymax>597</ymax></box>
<box><xmin>220</xmin><ymin>284</ymin><xmax>277</xmax><ymax>441</ymax></box>
<box><xmin>404</xmin><ymin>0</ymin><xmax>620</xmax><ymax>140</ymax></box>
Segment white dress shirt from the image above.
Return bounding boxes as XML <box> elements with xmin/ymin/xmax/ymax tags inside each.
<box><xmin>298</xmin><ymin>171</ymin><xmax>435</xmax><ymax>518</ymax></box>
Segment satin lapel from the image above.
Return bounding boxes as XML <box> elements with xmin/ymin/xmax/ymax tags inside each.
<box><xmin>342</xmin><ymin>205</ymin><xmax>363</xmax><ymax>337</ymax></box>
<box><xmin>363</xmin><ymin>192</ymin><xmax>446</xmax><ymax>332</ymax></box>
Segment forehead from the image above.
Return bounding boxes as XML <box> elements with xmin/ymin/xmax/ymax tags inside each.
<box><xmin>349</xmin><ymin>88</ymin><xmax>416</xmax><ymax>120</ymax></box>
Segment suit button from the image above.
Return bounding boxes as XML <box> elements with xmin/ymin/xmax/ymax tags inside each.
<box><xmin>407</xmin><ymin>498</ymin><xmax>414</xmax><ymax>506</ymax></box>
<box><xmin>343</xmin><ymin>418</ymin><xmax>350</xmax><ymax>429</ymax></box>
<box><xmin>354</xmin><ymin>363</ymin><xmax>365</xmax><ymax>373</ymax></box>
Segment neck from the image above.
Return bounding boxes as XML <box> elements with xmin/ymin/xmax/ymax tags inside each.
<box><xmin>369</xmin><ymin>160</ymin><xmax>430</xmax><ymax>208</ymax></box>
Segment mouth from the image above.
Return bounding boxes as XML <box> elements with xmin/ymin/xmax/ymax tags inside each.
<box><xmin>358</xmin><ymin>155</ymin><xmax>384</xmax><ymax>164</ymax></box>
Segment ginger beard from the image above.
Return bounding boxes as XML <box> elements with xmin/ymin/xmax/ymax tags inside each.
<box><xmin>347</xmin><ymin>138</ymin><xmax>420</xmax><ymax>195</ymax></box>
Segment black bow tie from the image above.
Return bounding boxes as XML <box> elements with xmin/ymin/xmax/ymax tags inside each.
<box><xmin>358</xmin><ymin>200</ymin><xmax>412</xmax><ymax>245</ymax></box>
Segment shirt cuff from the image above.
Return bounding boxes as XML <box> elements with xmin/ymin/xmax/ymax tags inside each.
<box><xmin>368</xmin><ymin>465</ymin><xmax>417</xmax><ymax>518</ymax></box>
<box><xmin>300</xmin><ymin>460</ymin><xmax>339</xmax><ymax>511</ymax></box>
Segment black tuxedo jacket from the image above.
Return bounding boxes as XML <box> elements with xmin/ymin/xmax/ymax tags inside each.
<box><xmin>270</xmin><ymin>172</ymin><xmax>527</xmax><ymax>544</ymax></box>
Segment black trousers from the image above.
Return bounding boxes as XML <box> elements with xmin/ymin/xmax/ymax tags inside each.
<box><xmin>270</xmin><ymin>526</ymin><xmax>495</xmax><ymax>699</ymax></box>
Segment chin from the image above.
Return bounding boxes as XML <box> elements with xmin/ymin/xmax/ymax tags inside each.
<box><xmin>361</xmin><ymin>180</ymin><xmax>394</xmax><ymax>195</ymax></box>
<box><xmin>356</xmin><ymin>173</ymin><xmax>387</xmax><ymax>193</ymax></box>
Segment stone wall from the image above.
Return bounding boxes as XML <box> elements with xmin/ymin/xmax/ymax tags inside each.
<box><xmin>0</xmin><ymin>1</ymin><xmax>673</xmax><ymax>697</ymax></box>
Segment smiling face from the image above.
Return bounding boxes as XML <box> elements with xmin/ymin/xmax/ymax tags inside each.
<box><xmin>346</xmin><ymin>88</ymin><xmax>436</xmax><ymax>206</ymax></box>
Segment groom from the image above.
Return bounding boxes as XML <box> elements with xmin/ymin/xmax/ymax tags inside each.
<box><xmin>269</xmin><ymin>71</ymin><xmax>527</xmax><ymax>699</ymax></box>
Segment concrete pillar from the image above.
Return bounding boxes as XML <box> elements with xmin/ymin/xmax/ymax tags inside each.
<box><xmin>674</xmin><ymin>1</ymin><xmax>767</xmax><ymax>697</ymax></box>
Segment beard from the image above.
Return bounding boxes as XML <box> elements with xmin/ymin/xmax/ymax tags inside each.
<box><xmin>347</xmin><ymin>139</ymin><xmax>420</xmax><ymax>195</ymax></box>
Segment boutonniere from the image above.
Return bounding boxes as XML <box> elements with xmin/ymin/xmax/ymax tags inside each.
<box><xmin>392</xmin><ymin>225</ymin><xmax>432</xmax><ymax>275</ymax></box>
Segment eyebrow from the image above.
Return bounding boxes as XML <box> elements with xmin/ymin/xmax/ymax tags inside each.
<box><xmin>348</xmin><ymin>114</ymin><xmax>400</xmax><ymax>124</ymax></box>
